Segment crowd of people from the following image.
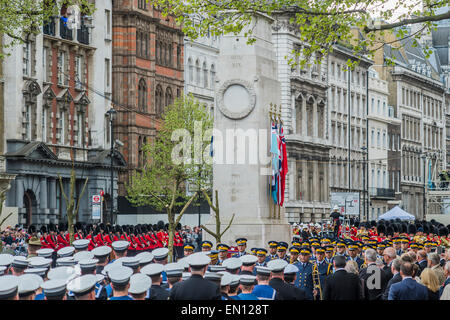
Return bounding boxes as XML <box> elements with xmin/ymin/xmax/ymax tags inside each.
<box><xmin>0</xmin><ymin>214</ymin><xmax>449</xmax><ymax>300</ymax></box>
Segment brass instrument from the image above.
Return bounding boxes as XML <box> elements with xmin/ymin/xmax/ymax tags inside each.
<box><xmin>312</xmin><ymin>262</ymin><xmax>323</xmax><ymax>300</ymax></box>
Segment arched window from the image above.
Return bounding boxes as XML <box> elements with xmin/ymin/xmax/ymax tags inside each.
<box><xmin>210</xmin><ymin>64</ymin><xmax>215</xmax><ymax>89</ymax></box>
<box><xmin>155</xmin><ymin>84</ymin><xmax>163</xmax><ymax>116</ymax></box>
<box><xmin>188</xmin><ymin>58</ymin><xmax>193</xmax><ymax>84</ymax></box>
<box><xmin>155</xmin><ymin>40</ymin><xmax>159</xmax><ymax>63</ymax></box>
<box><xmin>203</xmin><ymin>62</ymin><xmax>208</xmax><ymax>88</ymax></box>
<box><xmin>138</xmin><ymin>136</ymin><xmax>143</xmax><ymax>168</ymax></box>
<box><xmin>165</xmin><ymin>87</ymin><xmax>173</xmax><ymax>108</ymax></box>
<box><xmin>195</xmin><ymin>59</ymin><xmax>200</xmax><ymax>85</ymax></box>
<box><xmin>168</xmin><ymin>43</ymin><xmax>172</xmax><ymax>66</ymax></box>
<box><xmin>138</xmin><ymin>78</ymin><xmax>147</xmax><ymax>112</ymax></box>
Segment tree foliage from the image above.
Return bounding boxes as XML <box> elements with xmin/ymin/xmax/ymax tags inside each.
<box><xmin>151</xmin><ymin>0</ymin><xmax>449</xmax><ymax>68</ymax></box>
<box><xmin>0</xmin><ymin>0</ymin><xmax>94</xmax><ymax>58</ymax></box>
<box><xmin>126</xmin><ymin>95</ymin><xmax>213</xmax><ymax>262</ymax></box>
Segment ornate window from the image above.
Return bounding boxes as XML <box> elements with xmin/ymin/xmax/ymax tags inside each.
<box><xmin>42</xmin><ymin>86</ymin><xmax>55</xmax><ymax>143</ymax></box>
<box><xmin>56</xmin><ymin>89</ymin><xmax>73</xmax><ymax>145</ymax></box>
<box><xmin>195</xmin><ymin>59</ymin><xmax>200</xmax><ymax>84</ymax></box>
<box><xmin>188</xmin><ymin>58</ymin><xmax>193</xmax><ymax>84</ymax></box>
<box><xmin>138</xmin><ymin>78</ymin><xmax>147</xmax><ymax>112</ymax></box>
<box><xmin>210</xmin><ymin>64</ymin><xmax>215</xmax><ymax>89</ymax></box>
<box><xmin>138</xmin><ymin>0</ymin><xmax>147</xmax><ymax>10</ymax></box>
<box><xmin>74</xmin><ymin>92</ymin><xmax>89</xmax><ymax>147</ymax></box>
<box><xmin>155</xmin><ymin>84</ymin><xmax>163</xmax><ymax>116</ymax></box>
<box><xmin>203</xmin><ymin>62</ymin><xmax>208</xmax><ymax>88</ymax></box>
<box><xmin>165</xmin><ymin>87</ymin><xmax>173</xmax><ymax>108</ymax></box>
<box><xmin>22</xmin><ymin>80</ymin><xmax>41</xmax><ymax>141</ymax></box>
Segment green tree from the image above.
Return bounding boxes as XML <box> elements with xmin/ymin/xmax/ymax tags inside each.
<box><xmin>200</xmin><ymin>189</ymin><xmax>235</xmax><ymax>244</ymax></box>
<box><xmin>151</xmin><ymin>0</ymin><xmax>449</xmax><ymax>68</ymax></box>
<box><xmin>58</xmin><ymin>165</ymin><xmax>89</xmax><ymax>244</ymax></box>
<box><xmin>0</xmin><ymin>0</ymin><xmax>94</xmax><ymax>58</ymax></box>
<box><xmin>126</xmin><ymin>95</ymin><xmax>213</xmax><ymax>262</ymax></box>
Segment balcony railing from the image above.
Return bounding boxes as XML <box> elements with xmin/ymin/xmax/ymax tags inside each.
<box><xmin>43</xmin><ymin>19</ymin><xmax>56</xmax><ymax>36</ymax></box>
<box><xmin>77</xmin><ymin>25</ymin><xmax>90</xmax><ymax>45</ymax></box>
<box><xmin>60</xmin><ymin>20</ymin><xmax>73</xmax><ymax>40</ymax></box>
<box><xmin>369</xmin><ymin>187</ymin><xmax>395</xmax><ymax>199</ymax></box>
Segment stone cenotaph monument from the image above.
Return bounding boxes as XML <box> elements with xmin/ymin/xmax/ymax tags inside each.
<box><xmin>204</xmin><ymin>13</ymin><xmax>291</xmax><ymax>249</ymax></box>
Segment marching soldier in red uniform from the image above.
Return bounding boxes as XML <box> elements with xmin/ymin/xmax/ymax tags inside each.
<box><xmin>56</xmin><ymin>223</ymin><xmax>70</xmax><ymax>250</ymax></box>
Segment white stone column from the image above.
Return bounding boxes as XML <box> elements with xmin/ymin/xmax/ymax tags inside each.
<box><xmin>302</xmin><ymin>160</ymin><xmax>308</xmax><ymax>201</ymax></box>
<box><xmin>313</xmin><ymin>160</ymin><xmax>319</xmax><ymax>201</ymax></box>
<box><xmin>16</xmin><ymin>177</ymin><xmax>24</xmax><ymax>208</ymax></box>
<box><xmin>39</xmin><ymin>177</ymin><xmax>47</xmax><ymax>209</ymax></box>
<box><xmin>49</xmin><ymin>178</ymin><xmax>56</xmax><ymax>210</ymax></box>
<box><xmin>291</xmin><ymin>93</ymin><xmax>297</xmax><ymax>134</ymax></box>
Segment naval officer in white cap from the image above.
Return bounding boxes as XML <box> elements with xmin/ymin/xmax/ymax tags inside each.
<box><xmin>169</xmin><ymin>252</ymin><xmax>221</xmax><ymax>300</ymax></box>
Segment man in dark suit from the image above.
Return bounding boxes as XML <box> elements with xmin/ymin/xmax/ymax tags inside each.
<box><xmin>382</xmin><ymin>258</ymin><xmax>402</xmax><ymax>300</ymax></box>
<box><xmin>323</xmin><ymin>255</ymin><xmax>362</xmax><ymax>300</ymax></box>
<box><xmin>359</xmin><ymin>248</ymin><xmax>389</xmax><ymax>300</ymax></box>
<box><xmin>169</xmin><ymin>253</ymin><xmax>221</xmax><ymax>300</ymax></box>
<box><xmin>388</xmin><ymin>262</ymin><xmax>428</xmax><ymax>300</ymax></box>
<box><xmin>416</xmin><ymin>250</ymin><xmax>428</xmax><ymax>277</ymax></box>
<box><xmin>267</xmin><ymin>259</ymin><xmax>307</xmax><ymax>300</ymax></box>
<box><xmin>382</xmin><ymin>247</ymin><xmax>396</xmax><ymax>281</ymax></box>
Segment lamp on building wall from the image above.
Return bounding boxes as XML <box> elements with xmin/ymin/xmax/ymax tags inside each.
<box><xmin>361</xmin><ymin>146</ymin><xmax>367</xmax><ymax>222</ymax></box>
<box><xmin>421</xmin><ymin>152</ymin><xmax>427</xmax><ymax>220</ymax></box>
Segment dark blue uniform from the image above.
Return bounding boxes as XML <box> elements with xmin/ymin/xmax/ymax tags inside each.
<box><xmin>109</xmin><ymin>295</ymin><xmax>134</xmax><ymax>300</ymax></box>
<box><xmin>232</xmin><ymin>251</ymin><xmax>248</xmax><ymax>258</ymax></box>
<box><xmin>252</xmin><ymin>284</ymin><xmax>277</xmax><ymax>300</ymax></box>
<box><xmin>255</xmin><ymin>261</ymin><xmax>267</xmax><ymax>267</ymax></box>
<box><xmin>294</xmin><ymin>261</ymin><xmax>314</xmax><ymax>300</ymax></box>
<box><xmin>265</xmin><ymin>254</ymin><xmax>278</xmax><ymax>262</ymax></box>
<box><xmin>237</xmin><ymin>293</ymin><xmax>259</xmax><ymax>300</ymax></box>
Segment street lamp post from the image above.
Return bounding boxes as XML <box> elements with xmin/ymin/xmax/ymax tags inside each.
<box><xmin>421</xmin><ymin>153</ymin><xmax>427</xmax><ymax>220</ymax></box>
<box><xmin>361</xmin><ymin>146</ymin><xmax>367</xmax><ymax>222</ymax></box>
<box><xmin>106</xmin><ymin>107</ymin><xmax>117</xmax><ymax>224</ymax></box>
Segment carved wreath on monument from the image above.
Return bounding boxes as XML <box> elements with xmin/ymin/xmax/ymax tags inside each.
<box><xmin>217</xmin><ymin>79</ymin><xmax>256</xmax><ymax>120</ymax></box>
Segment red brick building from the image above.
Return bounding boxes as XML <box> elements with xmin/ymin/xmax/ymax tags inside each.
<box><xmin>112</xmin><ymin>1</ymin><xmax>184</xmax><ymax>196</ymax></box>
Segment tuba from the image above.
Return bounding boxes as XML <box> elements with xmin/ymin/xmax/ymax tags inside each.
<box><xmin>312</xmin><ymin>262</ymin><xmax>323</xmax><ymax>300</ymax></box>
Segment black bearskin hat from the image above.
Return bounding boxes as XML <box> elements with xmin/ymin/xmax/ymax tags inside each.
<box><xmin>430</xmin><ymin>226</ymin><xmax>438</xmax><ymax>235</ymax></box>
<box><xmin>407</xmin><ymin>224</ymin><xmax>416</xmax><ymax>235</ymax></box>
<box><xmin>176</xmin><ymin>223</ymin><xmax>182</xmax><ymax>231</ymax></box>
<box><xmin>439</xmin><ymin>226</ymin><xmax>449</xmax><ymax>237</ymax></box>
<box><xmin>400</xmin><ymin>223</ymin><xmax>407</xmax><ymax>234</ymax></box>
<box><xmin>48</xmin><ymin>223</ymin><xmax>56</xmax><ymax>232</ymax></box>
<box><xmin>354</xmin><ymin>221</ymin><xmax>360</xmax><ymax>228</ymax></box>
<box><xmin>370</xmin><ymin>220</ymin><xmax>377</xmax><ymax>228</ymax></box>
<box><xmin>40</xmin><ymin>225</ymin><xmax>47</xmax><ymax>233</ymax></box>
<box><xmin>28</xmin><ymin>225</ymin><xmax>36</xmax><ymax>234</ymax></box>
<box><xmin>157</xmin><ymin>221</ymin><xmax>165</xmax><ymax>230</ymax></box>
<box><xmin>392</xmin><ymin>224</ymin><xmax>399</xmax><ymax>233</ymax></box>
<box><xmin>377</xmin><ymin>224</ymin><xmax>386</xmax><ymax>235</ymax></box>
<box><xmin>386</xmin><ymin>226</ymin><xmax>394</xmax><ymax>237</ymax></box>
<box><xmin>423</xmin><ymin>224</ymin><xmax>430</xmax><ymax>234</ymax></box>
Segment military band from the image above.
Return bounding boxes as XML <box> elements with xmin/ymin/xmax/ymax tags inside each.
<box><xmin>0</xmin><ymin>216</ymin><xmax>449</xmax><ymax>301</ymax></box>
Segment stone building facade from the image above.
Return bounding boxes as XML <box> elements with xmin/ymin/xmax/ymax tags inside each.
<box><xmin>375</xmin><ymin>37</ymin><xmax>446</xmax><ymax>218</ymax></box>
<box><xmin>272</xmin><ymin>16</ymin><xmax>331</xmax><ymax>223</ymax></box>
<box><xmin>112</xmin><ymin>1</ymin><xmax>184</xmax><ymax>198</ymax></box>
<box><xmin>1</xmin><ymin>1</ymin><xmax>125</xmax><ymax>227</ymax></box>
<box><xmin>367</xmin><ymin>68</ymin><xmax>395</xmax><ymax>219</ymax></box>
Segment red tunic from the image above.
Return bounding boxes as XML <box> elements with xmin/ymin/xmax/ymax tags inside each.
<box><xmin>57</xmin><ymin>234</ymin><xmax>70</xmax><ymax>250</ymax></box>
<box><xmin>45</xmin><ymin>234</ymin><xmax>57</xmax><ymax>250</ymax></box>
